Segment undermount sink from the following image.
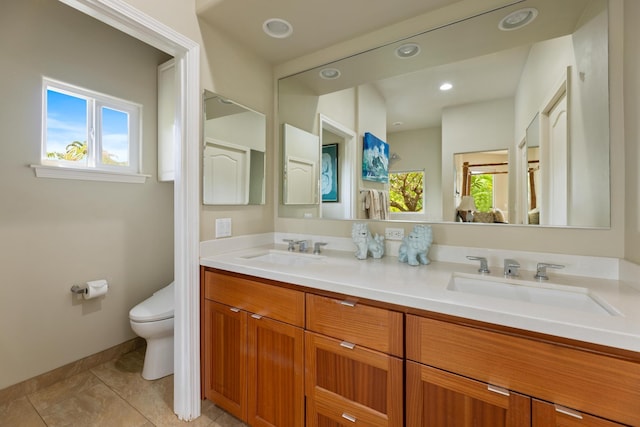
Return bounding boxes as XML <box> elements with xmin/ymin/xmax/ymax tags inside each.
<box><xmin>448</xmin><ymin>274</ymin><xmax>620</xmax><ymax>316</ymax></box>
<box><xmin>241</xmin><ymin>249</ymin><xmax>326</xmax><ymax>266</ymax></box>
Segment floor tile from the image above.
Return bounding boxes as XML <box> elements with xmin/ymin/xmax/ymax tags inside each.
<box><xmin>0</xmin><ymin>396</ymin><xmax>46</xmax><ymax>427</ymax></box>
<box><xmin>28</xmin><ymin>371</ymin><xmax>148</xmax><ymax>427</ymax></box>
<box><xmin>93</xmin><ymin>352</ymin><xmax>214</xmax><ymax>426</ymax></box>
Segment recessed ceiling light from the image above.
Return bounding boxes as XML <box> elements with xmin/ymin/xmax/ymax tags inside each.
<box><xmin>499</xmin><ymin>8</ymin><xmax>538</xmax><ymax>31</ymax></box>
<box><xmin>395</xmin><ymin>43</ymin><xmax>421</xmax><ymax>59</ymax></box>
<box><xmin>393</xmin><ymin>121</ymin><xmax>404</xmax><ymax>127</ymax></box>
<box><xmin>319</xmin><ymin>68</ymin><xmax>341</xmax><ymax>80</ymax></box>
<box><xmin>440</xmin><ymin>82</ymin><xmax>453</xmax><ymax>91</ymax></box>
<box><xmin>263</xmin><ymin>18</ymin><xmax>293</xmax><ymax>39</ymax></box>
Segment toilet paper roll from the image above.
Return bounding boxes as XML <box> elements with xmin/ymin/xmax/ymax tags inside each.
<box><xmin>84</xmin><ymin>279</ymin><xmax>108</xmax><ymax>300</ymax></box>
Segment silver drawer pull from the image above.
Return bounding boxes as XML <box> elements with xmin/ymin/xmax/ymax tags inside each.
<box><xmin>229</xmin><ymin>307</ymin><xmax>240</xmax><ymax>313</ymax></box>
<box><xmin>340</xmin><ymin>300</ymin><xmax>356</xmax><ymax>307</ymax></box>
<box><xmin>555</xmin><ymin>404</ymin><xmax>583</xmax><ymax>419</ymax></box>
<box><xmin>487</xmin><ymin>384</ymin><xmax>510</xmax><ymax>396</ymax></box>
<box><xmin>340</xmin><ymin>341</ymin><xmax>356</xmax><ymax>350</ymax></box>
<box><xmin>251</xmin><ymin>313</ymin><xmax>263</xmax><ymax>320</ymax></box>
<box><xmin>341</xmin><ymin>413</ymin><xmax>357</xmax><ymax>423</ymax></box>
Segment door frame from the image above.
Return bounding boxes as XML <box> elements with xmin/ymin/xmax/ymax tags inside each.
<box><xmin>58</xmin><ymin>0</ymin><xmax>201</xmax><ymax>420</ymax></box>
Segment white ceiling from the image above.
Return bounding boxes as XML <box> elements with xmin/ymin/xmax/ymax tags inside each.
<box><xmin>197</xmin><ymin>0</ymin><xmax>595</xmax><ymax>131</ymax></box>
<box><xmin>195</xmin><ymin>0</ymin><xmax>464</xmax><ymax>64</ymax></box>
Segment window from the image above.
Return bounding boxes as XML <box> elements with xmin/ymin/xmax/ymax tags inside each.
<box><xmin>389</xmin><ymin>170</ymin><xmax>424</xmax><ymax>212</ymax></box>
<box><xmin>37</xmin><ymin>78</ymin><xmax>144</xmax><ymax>182</ymax></box>
<box><xmin>470</xmin><ymin>173</ymin><xmax>494</xmax><ymax>212</ymax></box>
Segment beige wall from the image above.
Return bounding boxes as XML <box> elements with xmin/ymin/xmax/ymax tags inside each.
<box><xmin>120</xmin><ymin>0</ymin><xmax>274</xmax><ymax>240</ymax></box>
<box><xmin>388</xmin><ymin>127</ymin><xmax>442</xmax><ymax>222</ymax></box>
<box><xmin>0</xmin><ymin>1</ymin><xmax>173</xmax><ymax>389</ymax></box>
<box><xmin>625</xmin><ymin>0</ymin><xmax>640</xmax><ymax>263</ymax></box>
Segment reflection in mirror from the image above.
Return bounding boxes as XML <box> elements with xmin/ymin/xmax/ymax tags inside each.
<box><xmin>277</xmin><ymin>0</ymin><xmax>610</xmax><ymax>228</ymax></box>
<box><xmin>282</xmin><ymin>123</ymin><xmax>319</xmax><ymax>205</ymax></box>
<box><xmin>454</xmin><ymin>150</ymin><xmax>509</xmax><ymax>223</ymax></box>
<box><xmin>203</xmin><ymin>90</ymin><xmax>265</xmax><ymax>205</ymax></box>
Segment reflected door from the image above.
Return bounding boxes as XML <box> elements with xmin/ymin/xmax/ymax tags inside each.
<box><xmin>203</xmin><ymin>139</ymin><xmax>250</xmax><ymax>205</ymax></box>
<box><xmin>543</xmin><ymin>92</ymin><xmax>568</xmax><ymax>226</ymax></box>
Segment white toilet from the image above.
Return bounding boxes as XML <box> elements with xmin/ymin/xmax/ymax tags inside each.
<box><xmin>129</xmin><ymin>281</ymin><xmax>175</xmax><ymax>380</ymax></box>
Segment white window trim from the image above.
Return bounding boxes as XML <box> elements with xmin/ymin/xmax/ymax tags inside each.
<box><xmin>31</xmin><ymin>164</ymin><xmax>150</xmax><ymax>183</ymax></box>
<box><xmin>38</xmin><ymin>77</ymin><xmax>146</xmax><ymax>182</ymax></box>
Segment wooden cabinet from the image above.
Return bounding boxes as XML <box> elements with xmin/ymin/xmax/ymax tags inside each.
<box><xmin>305</xmin><ymin>294</ymin><xmax>403</xmax><ymax>427</ymax></box>
<box><xmin>201</xmin><ymin>268</ymin><xmax>639</xmax><ymax>427</ymax></box>
<box><xmin>203</xmin><ymin>300</ymin><xmax>247</xmax><ymax>420</ymax></box>
<box><xmin>202</xmin><ymin>269</ymin><xmax>305</xmax><ymax>427</ymax></box>
<box><xmin>406</xmin><ymin>314</ymin><xmax>640</xmax><ymax>427</ymax></box>
<box><xmin>406</xmin><ymin>361</ymin><xmax>531</xmax><ymax>426</ymax></box>
<box><xmin>532</xmin><ymin>400</ymin><xmax>627</xmax><ymax>427</ymax></box>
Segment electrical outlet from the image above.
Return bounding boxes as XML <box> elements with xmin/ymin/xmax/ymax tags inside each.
<box><xmin>385</xmin><ymin>227</ymin><xmax>405</xmax><ymax>241</ymax></box>
<box><xmin>215</xmin><ymin>218</ymin><xmax>232</xmax><ymax>238</ymax></box>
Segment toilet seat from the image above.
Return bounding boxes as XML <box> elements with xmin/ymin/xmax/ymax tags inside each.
<box><xmin>129</xmin><ymin>282</ymin><xmax>174</xmax><ymax>323</ymax></box>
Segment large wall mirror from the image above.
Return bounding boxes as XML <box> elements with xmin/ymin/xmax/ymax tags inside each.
<box><xmin>203</xmin><ymin>90</ymin><xmax>266</xmax><ymax>205</ymax></box>
<box><xmin>277</xmin><ymin>0</ymin><xmax>610</xmax><ymax>228</ymax></box>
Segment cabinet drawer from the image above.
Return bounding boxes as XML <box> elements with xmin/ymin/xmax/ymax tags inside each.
<box><xmin>305</xmin><ymin>331</ymin><xmax>403</xmax><ymax>427</ymax></box>
<box><xmin>204</xmin><ymin>270</ymin><xmax>304</xmax><ymax>327</ymax></box>
<box><xmin>406</xmin><ymin>315</ymin><xmax>640</xmax><ymax>426</ymax></box>
<box><xmin>306</xmin><ymin>294</ymin><xmax>403</xmax><ymax>356</ymax></box>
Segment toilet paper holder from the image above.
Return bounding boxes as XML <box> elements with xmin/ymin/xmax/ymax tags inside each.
<box><xmin>70</xmin><ymin>284</ymin><xmax>87</xmax><ymax>294</ymax></box>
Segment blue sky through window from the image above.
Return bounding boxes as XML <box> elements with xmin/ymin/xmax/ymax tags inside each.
<box><xmin>101</xmin><ymin>107</ymin><xmax>129</xmax><ymax>164</ymax></box>
<box><xmin>46</xmin><ymin>88</ymin><xmax>130</xmax><ymax>163</ymax></box>
<box><xmin>46</xmin><ymin>89</ymin><xmax>87</xmax><ymax>155</ymax></box>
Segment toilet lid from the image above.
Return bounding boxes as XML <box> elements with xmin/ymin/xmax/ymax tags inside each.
<box><xmin>129</xmin><ymin>282</ymin><xmax>175</xmax><ymax>322</ymax></box>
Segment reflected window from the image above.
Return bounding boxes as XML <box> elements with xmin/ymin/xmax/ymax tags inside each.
<box><xmin>470</xmin><ymin>174</ymin><xmax>494</xmax><ymax>212</ymax></box>
<box><xmin>389</xmin><ymin>171</ymin><xmax>424</xmax><ymax>212</ymax></box>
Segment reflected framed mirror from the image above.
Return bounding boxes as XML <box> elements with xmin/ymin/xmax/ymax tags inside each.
<box><xmin>277</xmin><ymin>0</ymin><xmax>610</xmax><ymax>228</ymax></box>
<box><xmin>203</xmin><ymin>90</ymin><xmax>266</xmax><ymax>205</ymax></box>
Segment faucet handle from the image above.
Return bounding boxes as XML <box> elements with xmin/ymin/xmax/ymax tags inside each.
<box><xmin>504</xmin><ymin>258</ymin><xmax>520</xmax><ymax>277</ymax></box>
<box><xmin>534</xmin><ymin>262</ymin><xmax>565</xmax><ymax>280</ymax></box>
<box><xmin>297</xmin><ymin>240</ymin><xmax>309</xmax><ymax>252</ymax></box>
<box><xmin>313</xmin><ymin>242</ymin><xmax>327</xmax><ymax>255</ymax></box>
<box><xmin>467</xmin><ymin>256</ymin><xmax>490</xmax><ymax>274</ymax></box>
<box><xmin>283</xmin><ymin>239</ymin><xmax>297</xmax><ymax>251</ymax></box>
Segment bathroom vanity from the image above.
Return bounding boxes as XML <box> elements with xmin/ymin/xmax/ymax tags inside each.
<box><xmin>200</xmin><ymin>247</ymin><xmax>640</xmax><ymax>427</ymax></box>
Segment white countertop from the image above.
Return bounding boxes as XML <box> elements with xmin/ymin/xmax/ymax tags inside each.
<box><xmin>200</xmin><ymin>244</ymin><xmax>640</xmax><ymax>353</ymax></box>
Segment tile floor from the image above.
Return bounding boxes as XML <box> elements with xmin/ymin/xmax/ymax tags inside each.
<box><xmin>0</xmin><ymin>347</ymin><xmax>248</xmax><ymax>427</ymax></box>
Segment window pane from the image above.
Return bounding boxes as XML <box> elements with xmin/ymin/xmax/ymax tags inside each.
<box><xmin>101</xmin><ymin>107</ymin><xmax>129</xmax><ymax>166</ymax></box>
<box><xmin>389</xmin><ymin>171</ymin><xmax>424</xmax><ymax>212</ymax></box>
<box><xmin>46</xmin><ymin>89</ymin><xmax>88</xmax><ymax>162</ymax></box>
<box><xmin>470</xmin><ymin>174</ymin><xmax>494</xmax><ymax>212</ymax></box>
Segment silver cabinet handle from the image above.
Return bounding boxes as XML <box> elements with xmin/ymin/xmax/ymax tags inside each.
<box><xmin>555</xmin><ymin>404</ymin><xmax>583</xmax><ymax>419</ymax></box>
<box><xmin>251</xmin><ymin>313</ymin><xmax>263</xmax><ymax>320</ymax></box>
<box><xmin>340</xmin><ymin>300</ymin><xmax>356</xmax><ymax>307</ymax></box>
<box><xmin>340</xmin><ymin>341</ymin><xmax>356</xmax><ymax>350</ymax></box>
<box><xmin>229</xmin><ymin>307</ymin><xmax>240</xmax><ymax>313</ymax></box>
<box><xmin>341</xmin><ymin>413</ymin><xmax>357</xmax><ymax>423</ymax></box>
<box><xmin>487</xmin><ymin>384</ymin><xmax>510</xmax><ymax>396</ymax></box>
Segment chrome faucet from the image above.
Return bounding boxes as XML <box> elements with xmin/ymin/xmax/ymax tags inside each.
<box><xmin>467</xmin><ymin>256</ymin><xmax>490</xmax><ymax>274</ymax></box>
<box><xmin>534</xmin><ymin>262</ymin><xmax>565</xmax><ymax>280</ymax></box>
<box><xmin>298</xmin><ymin>240</ymin><xmax>309</xmax><ymax>253</ymax></box>
<box><xmin>504</xmin><ymin>259</ymin><xmax>520</xmax><ymax>278</ymax></box>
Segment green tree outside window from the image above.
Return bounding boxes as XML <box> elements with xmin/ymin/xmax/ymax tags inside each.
<box><xmin>470</xmin><ymin>174</ymin><xmax>493</xmax><ymax>212</ymax></box>
<box><xmin>389</xmin><ymin>171</ymin><xmax>424</xmax><ymax>212</ymax></box>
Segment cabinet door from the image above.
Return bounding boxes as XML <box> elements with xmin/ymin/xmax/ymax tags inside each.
<box><xmin>248</xmin><ymin>314</ymin><xmax>304</xmax><ymax>427</ymax></box>
<box><xmin>305</xmin><ymin>331</ymin><xmax>403</xmax><ymax>427</ymax></box>
<box><xmin>533</xmin><ymin>400</ymin><xmax>627</xmax><ymax>427</ymax></box>
<box><xmin>203</xmin><ymin>300</ymin><xmax>247</xmax><ymax>421</ymax></box>
<box><xmin>406</xmin><ymin>361</ymin><xmax>531</xmax><ymax>427</ymax></box>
